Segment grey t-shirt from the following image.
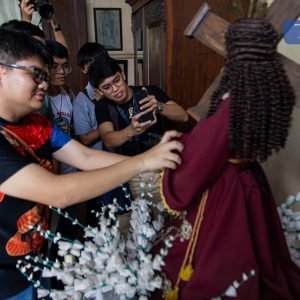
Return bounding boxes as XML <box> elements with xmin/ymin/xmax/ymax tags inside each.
<box><xmin>73</xmin><ymin>82</ymin><xmax>102</xmax><ymax>151</ymax></box>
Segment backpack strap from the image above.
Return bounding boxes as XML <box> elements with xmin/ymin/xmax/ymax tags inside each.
<box><xmin>107</xmin><ymin>102</ymin><xmax>119</xmax><ymax>131</ymax></box>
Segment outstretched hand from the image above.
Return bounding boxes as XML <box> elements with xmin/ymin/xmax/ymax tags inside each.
<box><xmin>139</xmin><ymin>130</ymin><xmax>183</xmax><ymax>172</ymax></box>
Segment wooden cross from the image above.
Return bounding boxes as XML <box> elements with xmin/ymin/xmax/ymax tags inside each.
<box><xmin>185</xmin><ymin>0</ymin><xmax>300</xmax><ymax>118</ymax></box>
<box><xmin>184</xmin><ymin>0</ymin><xmax>300</xmax><ymax>204</ymax></box>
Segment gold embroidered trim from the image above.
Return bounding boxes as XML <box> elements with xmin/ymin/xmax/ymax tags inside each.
<box><xmin>159</xmin><ymin>170</ymin><xmax>181</xmax><ymax>216</ymax></box>
<box><xmin>228</xmin><ymin>158</ymin><xmax>255</xmax><ymax>164</ymax></box>
<box><xmin>165</xmin><ymin>190</ymin><xmax>209</xmax><ymax>299</ymax></box>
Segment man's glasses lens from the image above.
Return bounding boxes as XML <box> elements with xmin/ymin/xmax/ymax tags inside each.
<box><xmin>101</xmin><ymin>75</ymin><xmax>123</xmax><ymax>92</ymax></box>
<box><xmin>34</xmin><ymin>68</ymin><xmax>49</xmax><ymax>84</ymax></box>
<box><xmin>0</xmin><ymin>63</ymin><xmax>49</xmax><ymax>84</ymax></box>
<box><xmin>50</xmin><ymin>64</ymin><xmax>72</xmax><ymax>73</ymax></box>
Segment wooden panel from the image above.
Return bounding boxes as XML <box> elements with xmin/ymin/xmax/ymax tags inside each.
<box><xmin>126</xmin><ymin>0</ymin><xmax>152</xmax><ymax>13</ymax></box>
<box><xmin>164</xmin><ymin>0</ymin><xmax>237</xmax><ymax>109</ymax></box>
<box><xmin>190</xmin><ymin>11</ymin><xmax>228</xmax><ymax>57</ymax></box>
<box><xmin>189</xmin><ymin>71</ymin><xmax>222</xmax><ymax>118</ymax></box>
<box><xmin>148</xmin><ymin>22</ymin><xmax>165</xmax><ymax>87</ymax></box>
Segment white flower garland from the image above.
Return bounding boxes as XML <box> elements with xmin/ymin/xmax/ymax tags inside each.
<box><xmin>278</xmin><ymin>192</ymin><xmax>300</xmax><ymax>266</ymax></box>
<box><xmin>16</xmin><ymin>183</ymin><xmax>174</xmax><ymax>300</ymax></box>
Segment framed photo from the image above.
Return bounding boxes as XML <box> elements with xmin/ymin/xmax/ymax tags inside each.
<box><xmin>94</xmin><ymin>8</ymin><xmax>123</xmax><ymax>51</ymax></box>
<box><xmin>116</xmin><ymin>59</ymin><xmax>128</xmax><ymax>79</ymax></box>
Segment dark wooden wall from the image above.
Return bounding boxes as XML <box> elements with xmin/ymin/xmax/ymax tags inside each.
<box><xmin>165</xmin><ymin>0</ymin><xmax>244</xmax><ymax>109</ymax></box>
<box><xmin>43</xmin><ymin>0</ymin><xmax>88</xmax><ymax>95</ymax></box>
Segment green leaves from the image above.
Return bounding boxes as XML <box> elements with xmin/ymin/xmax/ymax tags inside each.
<box><xmin>253</xmin><ymin>0</ymin><xmax>268</xmax><ymax>18</ymax></box>
<box><xmin>231</xmin><ymin>0</ymin><xmax>245</xmax><ymax>18</ymax></box>
<box><xmin>231</xmin><ymin>0</ymin><xmax>268</xmax><ymax>18</ymax></box>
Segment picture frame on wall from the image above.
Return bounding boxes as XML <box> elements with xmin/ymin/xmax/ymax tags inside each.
<box><xmin>116</xmin><ymin>59</ymin><xmax>128</xmax><ymax>79</ymax></box>
<box><xmin>94</xmin><ymin>8</ymin><xmax>123</xmax><ymax>51</ymax></box>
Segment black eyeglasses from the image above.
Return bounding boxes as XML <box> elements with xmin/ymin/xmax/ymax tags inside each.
<box><xmin>0</xmin><ymin>62</ymin><xmax>49</xmax><ymax>84</ymax></box>
<box><xmin>99</xmin><ymin>74</ymin><xmax>123</xmax><ymax>93</ymax></box>
<box><xmin>49</xmin><ymin>63</ymin><xmax>72</xmax><ymax>74</ymax></box>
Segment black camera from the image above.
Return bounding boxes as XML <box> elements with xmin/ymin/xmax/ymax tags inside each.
<box><xmin>29</xmin><ymin>0</ymin><xmax>54</xmax><ymax>20</ymax></box>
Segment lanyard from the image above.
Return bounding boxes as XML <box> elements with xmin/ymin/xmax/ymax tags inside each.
<box><xmin>114</xmin><ymin>90</ymin><xmax>140</xmax><ymax>141</ymax></box>
<box><xmin>114</xmin><ymin>91</ymin><xmax>139</xmax><ymax>125</ymax></box>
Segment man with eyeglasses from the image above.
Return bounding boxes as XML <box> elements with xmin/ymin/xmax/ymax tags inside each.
<box><xmin>0</xmin><ymin>28</ymin><xmax>183</xmax><ymax>300</ymax></box>
<box><xmin>90</xmin><ymin>57</ymin><xmax>189</xmax><ymax>157</ymax></box>
<box><xmin>45</xmin><ymin>40</ymin><xmax>74</xmax><ymax>174</ymax></box>
<box><xmin>45</xmin><ymin>40</ymin><xmax>79</xmax><ymax>254</ymax></box>
<box><xmin>89</xmin><ymin>57</ymin><xmax>190</xmax><ymax>229</ymax></box>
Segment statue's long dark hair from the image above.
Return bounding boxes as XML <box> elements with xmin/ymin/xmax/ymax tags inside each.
<box><xmin>207</xmin><ymin>18</ymin><xmax>295</xmax><ymax>162</ymax></box>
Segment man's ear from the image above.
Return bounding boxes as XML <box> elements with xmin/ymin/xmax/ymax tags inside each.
<box><xmin>97</xmin><ymin>85</ymin><xmax>105</xmax><ymax>96</ymax></box>
<box><xmin>82</xmin><ymin>64</ymin><xmax>89</xmax><ymax>74</ymax></box>
<box><xmin>121</xmin><ymin>72</ymin><xmax>126</xmax><ymax>82</ymax></box>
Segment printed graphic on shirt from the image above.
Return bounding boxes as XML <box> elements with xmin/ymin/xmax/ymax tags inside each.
<box><xmin>0</xmin><ymin>113</ymin><xmax>53</xmax><ymax>257</ymax></box>
<box><xmin>6</xmin><ymin>204</ymin><xmax>48</xmax><ymax>256</ymax></box>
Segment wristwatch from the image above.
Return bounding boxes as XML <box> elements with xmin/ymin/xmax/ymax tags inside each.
<box><xmin>54</xmin><ymin>24</ymin><xmax>62</xmax><ymax>32</ymax></box>
<box><xmin>156</xmin><ymin>102</ymin><xmax>164</xmax><ymax>114</ymax></box>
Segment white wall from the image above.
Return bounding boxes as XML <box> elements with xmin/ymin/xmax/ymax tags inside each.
<box><xmin>0</xmin><ymin>0</ymin><xmax>41</xmax><ymax>26</ymax></box>
<box><xmin>262</xmin><ymin>0</ymin><xmax>300</xmax><ymax>204</ymax></box>
<box><xmin>0</xmin><ymin>0</ymin><xmax>21</xmax><ymax>24</ymax></box>
<box><xmin>85</xmin><ymin>0</ymin><xmax>135</xmax><ymax>85</ymax></box>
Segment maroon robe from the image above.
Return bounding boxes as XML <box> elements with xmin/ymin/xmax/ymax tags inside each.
<box><xmin>161</xmin><ymin>99</ymin><xmax>300</xmax><ymax>299</ymax></box>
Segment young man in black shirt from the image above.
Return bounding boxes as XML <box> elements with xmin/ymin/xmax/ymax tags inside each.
<box><xmin>90</xmin><ymin>57</ymin><xmax>189</xmax><ymax>156</ymax></box>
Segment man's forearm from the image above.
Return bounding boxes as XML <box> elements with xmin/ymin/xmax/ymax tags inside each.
<box><xmin>78</xmin><ymin>129</ymin><xmax>101</xmax><ymax>146</ymax></box>
<box><xmin>102</xmin><ymin>126</ymin><xmax>134</xmax><ymax>148</ymax></box>
<box><xmin>0</xmin><ymin>156</ymin><xmax>143</xmax><ymax>209</ymax></box>
<box><xmin>160</xmin><ymin>102</ymin><xmax>189</xmax><ymax>122</ymax></box>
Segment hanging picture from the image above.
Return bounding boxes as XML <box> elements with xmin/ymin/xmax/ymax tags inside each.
<box><xmin>94</xmin><ymin>8</ymin><xmax>123</xmax><ymax>51</ymax></box>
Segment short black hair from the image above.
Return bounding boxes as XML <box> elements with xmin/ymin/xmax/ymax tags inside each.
<box><xmin>46</xmin><ymin>40</ymin><xmax>69</xmax><ymax>59</ymax></box>
<box><xmin>77</xmin><ymin>42</ymin><xmax>109</xmax><ymax>68</ymax></box>
<box><xmin>1</xmin><ymin>19</ymin><xmax>45</xmax><ymax>39</ymax></box>
<box><xmin>0</xmin><ymin>28</ymin><xmax>52</xmax><ymax>65</ymax></box>
<box><xmin>88</xmin><ymin>56</ymin><xmax>121</xmax><ymax>88</ymax></box>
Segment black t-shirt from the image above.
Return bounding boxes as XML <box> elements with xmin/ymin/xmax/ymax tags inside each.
<box><xmin>0</xmin><ymin>113</ymin><xmax>71</xmax><ymax>298</ymax></box>
<box><xmin>95</xmin><ymin>85</ymin><xmax>169</xmax><ymax>156</ymax></box>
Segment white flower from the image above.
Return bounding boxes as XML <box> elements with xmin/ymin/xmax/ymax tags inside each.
<box><xmin>74</xmin><ymin>278</ymin><xmax>92</xmax><ymax>291</ymax></box>
<box><xmin>37</xmin><ymin>289</ymin><xmax>49</xmax><ymax>298</ymax></box>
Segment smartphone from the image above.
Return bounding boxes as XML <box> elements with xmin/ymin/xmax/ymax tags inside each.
<box><xmin>135</xmin><ymin>89</ymin><xmax>155</xmax><ymax>123</ymax></box>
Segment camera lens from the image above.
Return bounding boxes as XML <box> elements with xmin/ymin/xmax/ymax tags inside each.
<box><xmin>30</xmin><ymin>0</ymin><xmax>54</xmax><ymax>20</ymax></box>
<box><xmin>38</xmin><ymin>3</ymin><xmax>54</xmax><ymax>20</ymax></box>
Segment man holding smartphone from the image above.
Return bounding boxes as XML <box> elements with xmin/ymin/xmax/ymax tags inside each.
<box><xmin>90</xmin><ymin>56</ymin><xmax>189</xmax><ymax>156</ymax></box>
<box><xmin>90</xmin><ymin>57</ymin><xmax>189</xmax><ymax>226</ymax></box>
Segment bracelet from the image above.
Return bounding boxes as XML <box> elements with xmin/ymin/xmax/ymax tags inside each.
<box><xmin>156</xmin><ymin>101</ymin><xmax>164</xmax><ymax>114</ymax></box>
<box><xmin>54</xmin><ymin>24</ymin><xmax>61</xmax><ymax>32</ymax></box>
<box><xmin>126</xmin><ymin>127</ymin><xmax>133</xmax><ymax>141</ymax></box>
